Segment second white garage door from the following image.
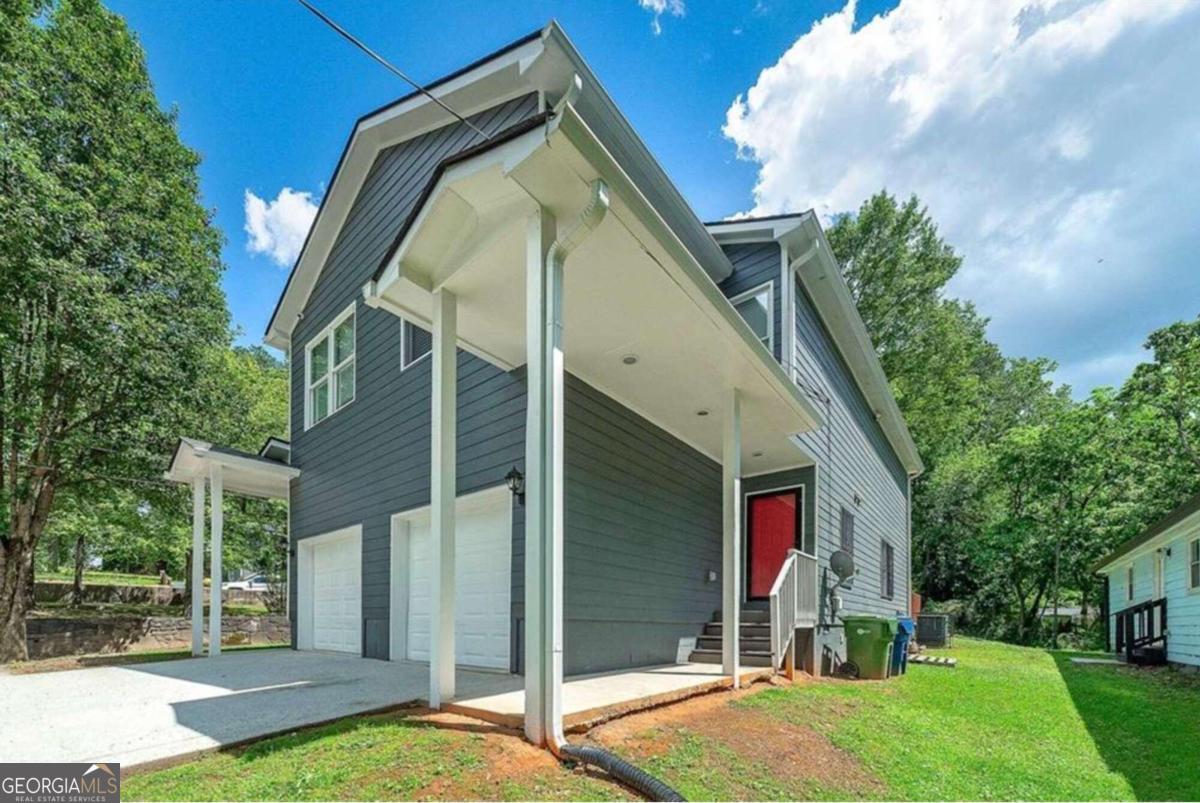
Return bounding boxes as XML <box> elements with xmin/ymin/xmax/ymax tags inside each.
<box><xmin>404</xmin><ymin>487</ymin><xmax>512</xmax><ymax>670</ymax></box>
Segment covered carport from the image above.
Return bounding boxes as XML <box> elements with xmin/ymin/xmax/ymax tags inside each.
<box><xmin>164</xmin><ymin>438</ymin><xmax>299</xmax><ymax>657</ymax></box>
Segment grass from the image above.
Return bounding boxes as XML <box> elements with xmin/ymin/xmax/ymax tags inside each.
<box><xmin>31</xmin><ymin>602</ymin><xmax>270</xmax><ymax>618</ymax></box>
<box><xmin>121</xmin><ymin>638</ymin><xmax>1200</xmax><ymax>801</ymax></box>
<box><xmin>39</xmin><ymin>570</ymin><xmax>162</xmax><ymax>586</ymax></box>
<box><xmin>727</xmin><ymin>638</ymin><xmax>1200</xmax><ymax>801</ymax></box>
<box><xmin>123</xmin><ymin>713</ymin><xmax>628</xmax><ymax>802</ymax></box>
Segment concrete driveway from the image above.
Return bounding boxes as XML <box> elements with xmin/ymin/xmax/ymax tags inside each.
<box><xmin>0</xmin><ymin>649</ymin><xmax>517</xmax><ymax>769</ymax></box>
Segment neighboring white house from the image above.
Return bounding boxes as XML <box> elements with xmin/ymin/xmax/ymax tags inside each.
<box><xmin>1095</xmin><ymin>492</ymin><xmax>1200</xmax><ymax>668</ymax></box>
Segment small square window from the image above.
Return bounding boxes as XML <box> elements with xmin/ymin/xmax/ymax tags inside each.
<box><xmin>731</xmin><ymin>283</ymin><xmax>773</xmax><ymax>352</ymax></box>
<box><xmin>402</xmin><ymin>320</ymin><xmax>432</xmax><ymax>370</ymax></box>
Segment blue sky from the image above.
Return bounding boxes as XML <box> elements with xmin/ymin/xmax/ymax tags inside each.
<box><xmin>109</xmin><ymin>0</ymin><xmax>1200</xmax><ymax>395</ymax></box>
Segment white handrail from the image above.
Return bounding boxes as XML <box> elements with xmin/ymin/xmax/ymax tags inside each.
<box><xmin>768</xmin><ymin>549</ymin><xmax>819</xmax><ymax>670</ymax></box>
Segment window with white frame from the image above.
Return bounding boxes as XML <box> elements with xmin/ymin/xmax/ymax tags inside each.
<box><xmin>401</xmin><ymin>319</ymin><xmax>432</xmax><ymax>370</ymax></box>
<box><xmin>305</xmin><ymin>303</ymin><xmax>356</xmax><ymax>428</ymax></box>
<box><xmin>731</xmin><ymin>282</ymin><xmax>773</xmax><ymax>353</ymax></box>
<box><xmin>1190</xmin><ymin>538</ymin><xmax>1200</xmax><ymax>591</ymax></box>
<box><xmin>1126</xmin><ymin>564</ymin><xmax>1134</xmax><ymax>601</ymax></box>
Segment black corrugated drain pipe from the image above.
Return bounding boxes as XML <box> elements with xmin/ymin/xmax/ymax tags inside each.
<box><xmin>559</xmin><ymin>743</ymin><xmax>685</xmax><ymax>801</ymax></box>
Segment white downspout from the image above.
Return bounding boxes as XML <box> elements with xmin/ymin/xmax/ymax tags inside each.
<box><xmin>538</xmin><ymin>176</ymin><xmax>609</xmax><ymax>756</ymax></box>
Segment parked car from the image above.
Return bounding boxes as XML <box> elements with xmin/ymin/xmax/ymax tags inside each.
<box><xmin>223</xmin><ymin>574</ymin><xmax>270</xmax><ymax>591</ymax></box>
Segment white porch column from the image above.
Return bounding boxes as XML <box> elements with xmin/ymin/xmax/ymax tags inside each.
<box><xmin>429</xmin><ymin>288</ymin><xmax>457</xmax><ymax>708</ymax></box>
<box><xmin>524</xmin><ymin>206</ymin><xmax>562</xmax><ymax>746</ymax></box>
<box><xmin>722</xmin><ymin>388</ymin><xmax>742</xmax><ymax>686</ymax></box>
<box><xmin>209</xmin><ymin>463</ymin><xmax>223</xmax><ymax>657</ymax></box>
<box><xmin>190</xmin><ymin>476</ymin><xmax>205</xmax><ymax>656</ymax></box>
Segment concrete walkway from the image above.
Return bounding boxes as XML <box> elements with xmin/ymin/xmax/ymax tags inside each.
<box><xmin>0</xmin><ymin>649</ymin><xmax>515</xmax><ymax>769</ymax></box>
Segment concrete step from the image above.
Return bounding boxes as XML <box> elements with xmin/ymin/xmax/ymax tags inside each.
<box><xmin>703</xmin><ymin>622</ymin><xmax>770</xmax><ymax>638</ymax></box>
<box><xmin>712</xmin><ymin>609</ymin><xmax>770</xmax><ymax>624</ymax></box>
<box><xmin>688</xmin><ymin>648</ymin><xmax>773</xmax><ymax>668</ymax></box>
<box><xmin>696</xmin><ymin>635</ymin><xmax>771</xmax><ymax>652</ymax></box>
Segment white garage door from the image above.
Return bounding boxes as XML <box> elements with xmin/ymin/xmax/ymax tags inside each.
<box><xmin>406</xmin><ymin>490</ymin><xmax>511</xmax><ymax>669</ymax></box>
<box><xmin>310</xmin><ymin>533</ymin><xmax>361</xmax><ymax>654</ymax></box>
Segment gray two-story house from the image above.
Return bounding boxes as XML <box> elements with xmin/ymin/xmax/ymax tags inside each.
<box><xmin>257</xmin><ymin>22</ymin><xmax>921</xmax><ymax>746</ymax></box>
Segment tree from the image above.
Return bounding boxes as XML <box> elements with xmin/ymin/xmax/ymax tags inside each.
<box><xmin>0</xmin><ymin>0</ymin><xmax>227</xmax><ymax>660</ymax></box>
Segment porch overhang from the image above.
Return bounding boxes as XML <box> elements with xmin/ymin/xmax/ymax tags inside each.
<box><xmin>164</xmin><ymin>438</ymin><xmax>298</xmax><ymax>500</ymax></box>
<box><xmin>363</xmin><ymin>105</ymin><xmax>822</xmax><ymax>473</ymax></box>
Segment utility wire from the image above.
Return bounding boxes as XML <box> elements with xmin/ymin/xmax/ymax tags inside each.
<box><xmin>293</xmin><ymin>0</ymin><xmax>490</xmax><ymax>141</ymax></box>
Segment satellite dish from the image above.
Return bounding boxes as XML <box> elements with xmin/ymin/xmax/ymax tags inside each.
<box><xmin>830</xmin><ymin>549</ymin><xmax>856</xmax><ymax>583</ymax></box>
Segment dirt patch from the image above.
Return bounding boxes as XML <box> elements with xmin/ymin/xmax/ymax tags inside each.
<box><xmin>409</xmin><ymin>712</ymin><xmax>633</xmax><ymax>801</ymax></box>
<box><xmin>584</xmin><ymin>676</ymin><xmax>883</xmax><ymax>797</ymax></box>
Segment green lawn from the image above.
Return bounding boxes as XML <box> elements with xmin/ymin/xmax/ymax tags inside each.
<box><xmin>637</xmin><ymin>638</ymin><xmax>1200</xmax><ymax>801</ymax></box>
<box><xmin>39</xmin><ymin>570</ymin><xmax>162</xmax><ymax>586</ymax></box>
<box><xmin>123</xmin><ymin>638</ymin><xmax>1200</xmax><ymax>801</ymax></box>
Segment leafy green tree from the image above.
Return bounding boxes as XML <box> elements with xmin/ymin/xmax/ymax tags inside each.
<box><xmin>0</xmin><ymin>0</ymin><xmax>227</xmax><ymax>660</ymax></box>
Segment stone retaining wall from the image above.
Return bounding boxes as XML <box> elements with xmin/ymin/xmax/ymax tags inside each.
<box><xmin>25</xmin><ymin>615</ymin><xmax>290</xmax><ymax>659</ymax></box>
<box><xmin>34</xmin><ymin>581</ymin><xmax>265</xmax><ymax>606</ymax></box>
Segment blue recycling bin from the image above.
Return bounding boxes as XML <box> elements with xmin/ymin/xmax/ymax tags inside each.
<box><xmin>891</xmin><ymin>617</ymin><xmax>914</xmax><ymax>676</ymax></box>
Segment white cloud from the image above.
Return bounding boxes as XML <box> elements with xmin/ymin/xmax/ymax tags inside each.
<box><xmin>243</xmin><ymin>187</ymin><xmax>319</xmax><ymax>267</ymax></box>
<box><xmin>638</xmin><ymin>0</ymin><xmax>684</xmax><ymax>35</ymax></box>
<box><xmin>724</xmin><ymin>0</ymin><xmax>1200</xmax><ymax>392</ymax></box>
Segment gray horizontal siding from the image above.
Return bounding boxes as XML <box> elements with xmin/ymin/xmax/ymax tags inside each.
<box><xmin>792</xmin><ymin>281</ymin><xmax>910</xmax><ymax>619</ymax></box>
<box><xmin>562</xmin><ymin>375</ymin><xmax>723</xmax><ymax>674</ymax></box>
<box><xmin>288</xmin><ymin>94</ymin><xmax>539</xmax><ymax>659</ymax></box>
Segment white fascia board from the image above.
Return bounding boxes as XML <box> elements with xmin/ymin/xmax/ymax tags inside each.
<box><xmin>552</xmin><ymin>105</ymin><xmax>823</xmax><ymax>433</ymax></box>
<box><xmin>264</xmin><ymin>33</ymin><xmax>552</xmax><ymax>350</ymax></box>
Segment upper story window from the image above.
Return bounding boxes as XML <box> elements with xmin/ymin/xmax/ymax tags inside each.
<box><xmin>401</xmin><ymin>320</ymin><xmax>432</xmax><ymax>370</ymax></box>
<box><xmin>1190</xmin><ymin>538</ymin><xmax>1200</xmax><ymax>591</ymax></box>
<box><xmin>730</xmin><ymin>282</ymin><xmax>773</xmax><ymax>353</ymax></box>
<box><xmin>1126</xmin><ymin>564</ymin><xmax>1135</xmax><ymax>601</ymax></box>
<box><xmin>305</xmin><ymin>303</ymin><xmax>356</xmax><ymax>429</ymax></box>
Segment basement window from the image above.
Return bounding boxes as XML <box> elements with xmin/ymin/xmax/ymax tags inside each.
<box><xmin>305</xmin><ymin>303</ymin><xmax>356</xmax><ymax>429</ymax></box>
<box><xmin>730</xmin><ymin>282</ymin><xmax>773</xmax><ymax>353</ymax></box>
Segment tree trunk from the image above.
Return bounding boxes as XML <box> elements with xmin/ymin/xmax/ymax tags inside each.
<box><xmin>1</xmin><ymin>480</ymin><xmax>57</xmax><ymax>663</ymax></box>
<box><xmin>0</xmin><ymin>538</ymin><xmax>34</xmax><ymax>662</ymax></box>
<box><xmin>71</xmin><ymin>533</ymin><xmax>85</xmax><ymax>606</ymax></box>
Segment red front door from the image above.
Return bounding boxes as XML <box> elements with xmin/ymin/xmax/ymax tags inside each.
<box><xmin>747</xmin><ymin>489</ymin><xmax>803</xmax><ymax>599</ymax></box>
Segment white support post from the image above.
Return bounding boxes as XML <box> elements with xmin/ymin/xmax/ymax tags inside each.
<box><xmin>209</xmin><ymin>463</ymin><xmax>223</xmax><ymax>657</ymax></box>
<box><xmin>524</xmin><ymin>207</ymin><xmax>561</xmax><ymax>746</ymax></box>
<box><xmin>190</xmin><ymin>476</ymin><xmax>205</xmax><ymax>656</ymax></box>
<box><xmin>722</xmin><ymin>388</ymin><xmax>742</xmax><ymax>686</ymax></box>
<box><xmin>429</xmin><ymin>288</ymin><xmax>457</xmax><ymax>708</ymax></box>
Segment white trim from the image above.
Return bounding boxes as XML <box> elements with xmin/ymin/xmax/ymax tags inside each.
<box><xmin>304</xmin><ymin>302</ymin><xmax>357</xmax><ymax>430</ymax></box>
<box><xmin>780</xmin><ymin>242</ymin><xmax>795</xmax><ymax>376</ymax></box>
<box><xmin>729</xmin><ymin>281</ymin><xmax>775</xmax><ymax>356</ymax></box>
<box><xmin>401</xmin><ymin>318</ymin><xmax>433</xmax><ymax>371</ymax></box>
<box><xmin>209</xmin><ymin>463</ymin><xmax>223</xmax><ymax>657</ymax></box>
<box><xmin>721</xmin><ymin>388</ymin><xmax>742</xmax><ymax>686</ymax></box>
<box><xmin>429</xmin><ymin>288</ymin><xmax>457</xmax><ymax>708</ymax></box>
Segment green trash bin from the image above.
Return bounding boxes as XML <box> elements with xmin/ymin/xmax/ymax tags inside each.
<box><xmin>841</xmin><ymin>615</ymin><xmax>897</xmax><ymax>679</ymax></box>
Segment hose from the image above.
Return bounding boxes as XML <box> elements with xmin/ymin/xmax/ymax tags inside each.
<box><xmin>559</xmin><ymin>743</ymin><xmax>686</xmax><ymax>802</ymax></box>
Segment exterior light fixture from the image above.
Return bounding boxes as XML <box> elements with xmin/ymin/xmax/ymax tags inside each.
<box><xmin>696</xmin><ymin>409</ymin><xmax>710</xmax><ymax>417</ymax></box>
<box><xmin>505</xmin><ymin>466</ymin><xmax>525</xmax><ymax>505</ymax></box>
<box><xmin>752</xmin><ymin>450</ymin><xmax>764</xmax><ymax>458</ymax></box>
<box><xmin>621</xmin><ymin>354</ymin><xmax>639</xmax><ymax>365</ymax></box>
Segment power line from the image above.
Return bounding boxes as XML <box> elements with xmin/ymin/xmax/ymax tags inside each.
<box><xmin>293</xmin><ymin>0</ymin><xmax>490</xmax><ymax>141</ymax></box>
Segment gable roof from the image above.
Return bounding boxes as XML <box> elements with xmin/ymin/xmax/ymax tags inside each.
<box><xmin>1093</xmin><ymin>491</ymin><xmax>1200</xmax><ymax>573</ymax></box>
<box><xmin>707</xmin><ymin>212</ymin><xmax>924</xmax><ymax>477</ymax></box>
<box><xmin>265</xmin><ymin>22</ymin><xmax>734</xmax><ymax>349</ymax></box>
